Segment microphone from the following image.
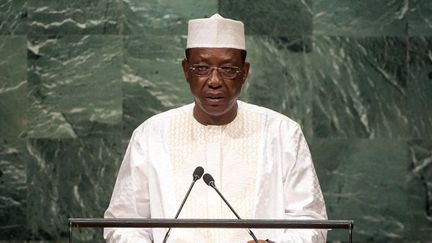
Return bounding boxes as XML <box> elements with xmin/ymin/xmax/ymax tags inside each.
<box><xmin>162</xmin><ymin>166</ymin><xmax>204</xmax><ymax>243</ymax></box>
<box><xmin>203</xmin><ymin>173</ymin><xmax>259</xmax><ymax>243</ymax></box>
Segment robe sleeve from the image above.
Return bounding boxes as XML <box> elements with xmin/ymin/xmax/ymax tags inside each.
<box><xmin>278</xmin><ymin>121</ymin><xmax>328</xmax><ymax>243</ymax></box>
<box><xmin>103</xmin><ymin>126</ymin><xmax>153</xmax><ymax>243</ymax></box>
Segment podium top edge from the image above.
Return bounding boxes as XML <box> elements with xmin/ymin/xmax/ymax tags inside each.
<box><xmin>68</xmin><ymin>218</ymin><xmax>354</xmax><ymax>229</ymax></box>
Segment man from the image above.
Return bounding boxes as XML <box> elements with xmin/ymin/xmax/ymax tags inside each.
<box><xmin>104</xmin><ymin>14</ymin><xmax>327</xmax><ymax>242</ymax></box>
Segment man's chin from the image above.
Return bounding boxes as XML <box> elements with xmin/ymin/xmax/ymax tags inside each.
<box><xmin>202</xmin><ymin>106</ymin><xmax>229</xmax><ymax>117</ymax></box>
<box><xmin>195</xmin><ymin>101</ymin><xmax>236</xmax><ymax>117</ymax></box>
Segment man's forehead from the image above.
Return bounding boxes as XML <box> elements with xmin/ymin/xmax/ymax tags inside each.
<box><xmin>187</xmin><ymin>48</ymin><xmax>243</xmax><ymax>58</ymax></box>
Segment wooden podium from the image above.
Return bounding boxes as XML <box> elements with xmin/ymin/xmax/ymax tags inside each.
<box><xmin>68</xmin><ymin>218</ymin><xmax>353</xmax><ymax>242</ymax></box>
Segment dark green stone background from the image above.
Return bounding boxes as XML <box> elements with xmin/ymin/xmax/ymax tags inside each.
<box><xmin>0</xmin><ymin>0</ymin><xmax>431</xmax><ymax>242</ymax></box>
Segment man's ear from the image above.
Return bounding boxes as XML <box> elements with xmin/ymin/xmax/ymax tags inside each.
<box><xmin>181</xmin><ymin>58</ymin><xmax>190</xmax><ymax>82</ymax></box>
<box><xmin>241</xmin><ymin>62</ymin><xmax>250</xmax><ymax>84</ymax></box>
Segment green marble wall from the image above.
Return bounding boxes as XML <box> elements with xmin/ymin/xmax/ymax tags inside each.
<box><xmin>0</xmin><ymin>0</ymin><xmax>431</xmax><ymax>242</ymax></box>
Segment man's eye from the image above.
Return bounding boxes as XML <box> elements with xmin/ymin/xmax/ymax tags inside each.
<box><xmin>220</xmin><ymin>67</ymin><xmax>237</xmax><ymax>74</ymax></box>
<box><xmin>195</xmin><ymin>65</ymin><xmax>209</xmax><ymax>71</ymax></box>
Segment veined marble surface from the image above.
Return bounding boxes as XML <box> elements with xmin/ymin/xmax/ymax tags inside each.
<box><xmin>313</xmin><ymin>0</ymin><xmax>408</xmax><ymax>36</ymax></box>
<box><xmin>408</xmin><ymin>36</ymin><xmax>432</xmax><ymax>138</ymax></box>
<box><xmin>0</xmin><ymin>0</ymin><xmax>431</xmax><ymax>242</ymax></box>
<box><xmin>220</xmin><ymin>0</ymin><xmax>313</xmax><ymax>36</ymax></box>
<box><xmin>26</xmin><ymin>138</ymin><xmax>123</xmax><ymax>242</ymax></box>
<box><xmin>28</xmin><ymin>0</ymin><xmax>122</xmax><ymax>35</ymax></box>
<box><xmin>0</xmin><ymin>0</ymin><xmax>27</xmax><ymax>34</ymax></box>
<box><xmin>243</xmin><ymin>35</ymin><xmax>313</xmax><ymax>139</ymax></box>
<box><xmin>307</xmin><ymin>36</ymin><xmax>408</xmax><ymax>138</ymax></box>
<box><xmin>0</xmin><ymin>36</ymin><xmax>28</xmax><ymax>139</ymax></box>
<box><xmin>0</xmin><ymin>139</ymin><xmax>27</xmax><ymax>240</ymax></box>
<box><xmin>122</xmin><ymin>34</ymin><xmax>189</xmax><ymax>135</ymax></box>
<box><xmin>123</xmin><ymin>0</ymin><xmax>217</xmax><ymax>35</ymax></box>
<box><xmin>311</xmin><ymin>139</ymin><xmax>410</xmax><ymax>242</ymax></box>
<box><xmin>26</xmin><ymin>35</ymin><xmax>123</xmax><ymax>139</ymax></box>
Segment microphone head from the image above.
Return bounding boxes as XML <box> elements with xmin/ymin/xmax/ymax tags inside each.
<box><xmin>193</xmin><ymin>166</ymin><xmax>204</xmax><ymax>181</ymax></box>
<box><xmin>203</xmin><ymin>173</ymin><xmax>215</xmax><ymax>187</ymax></box>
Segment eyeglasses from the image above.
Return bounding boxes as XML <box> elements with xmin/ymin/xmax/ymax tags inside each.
<box><xmin>189</xmin><ymin>64</ymin><xmax>242</xmax><ymax>79</ymax></box>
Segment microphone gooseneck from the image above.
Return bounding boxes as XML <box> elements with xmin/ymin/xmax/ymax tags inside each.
<box><xmin>163</xmin><ymin>166</ymin><xmax>204</xmax><ymax>243</ymax></box>
<box><xmin>202</xmin><ymin>173</ymin><xmax>259</xmax><ymax>243</ymax></box>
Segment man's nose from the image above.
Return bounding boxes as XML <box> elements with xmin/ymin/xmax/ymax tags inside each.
<box><xmin>207</xmin><ymin>68</ymin><xmax>223</xmax><ymax>88</ymax></box>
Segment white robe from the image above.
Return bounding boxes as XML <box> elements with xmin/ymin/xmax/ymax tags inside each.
<box><xmin>104</xmin><ymin>101</ymin><xmax>327</xmax><ymax>243</ymax></box>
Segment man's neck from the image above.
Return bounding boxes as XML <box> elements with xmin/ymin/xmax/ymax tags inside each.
<box><xmin>193</xmin><ymin>104</ymin><xmax>238</xmax><ymax>126</ymax></box>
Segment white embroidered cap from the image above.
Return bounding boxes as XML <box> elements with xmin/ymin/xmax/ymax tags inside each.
<box><xmin>187</xmin><ymin>13</ymin><xmax>246</xmax><ymax>50</ymax></box>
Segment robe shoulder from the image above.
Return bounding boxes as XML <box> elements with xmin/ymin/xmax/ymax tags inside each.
<box><xmin>238</xmin><ymin>101</ymin><xmax>302</xmax><ymax>130</ymax></box>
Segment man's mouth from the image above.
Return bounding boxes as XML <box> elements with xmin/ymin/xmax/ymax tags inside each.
<box><xmin>206</xmin><ymin>96</ymin><xmax>224</xmax><ymax>99</ymax></box>
<box><xmin>204</xmin><ymin>95</ymin><xmax>225</xmax><ymax>103</ymax></box>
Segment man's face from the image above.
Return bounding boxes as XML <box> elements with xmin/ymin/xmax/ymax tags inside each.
<box><xmin>182</xmin><ymin>48</ymin><xmax>250</xmax><ymax>125</ymax></box>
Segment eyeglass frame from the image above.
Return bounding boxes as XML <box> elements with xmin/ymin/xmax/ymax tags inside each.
<box><xmin>188</xmin><ymin>64</ymin><xmax>243</xmax><ymax>79</ymax></box>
